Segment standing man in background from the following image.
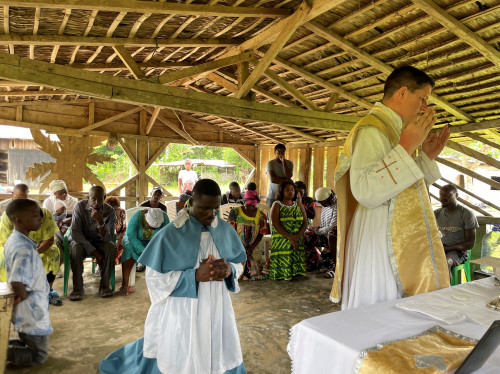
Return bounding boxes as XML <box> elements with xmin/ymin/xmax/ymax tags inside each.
<box><xmin>178</xmin><ymin>159</ymin><xmax>198</xmax><ymax>194</ymax></box>
<box><xmin>266</xmin><ymin>144</ymin><xmax>293</xmax><ymax>208</ymax></box>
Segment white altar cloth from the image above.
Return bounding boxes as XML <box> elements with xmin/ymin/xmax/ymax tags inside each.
<box><xmin>288</xmin><ymin>278</ymin><xmax>500</xmax><ymax>374</ymax></box>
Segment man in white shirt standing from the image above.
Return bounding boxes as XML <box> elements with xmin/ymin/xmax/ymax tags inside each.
<box><xmin>178</xmin><ymin>159</ymin><xmax>198</xmax><ymax>194</ymax></box>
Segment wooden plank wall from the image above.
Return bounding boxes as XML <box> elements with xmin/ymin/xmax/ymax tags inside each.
<box><xmin>257</xmin><ymin>145</ymin><xmax>339</xmax><ymax>199</ymax></box>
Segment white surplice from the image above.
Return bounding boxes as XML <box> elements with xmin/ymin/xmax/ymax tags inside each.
<box><xmin>143</xmin><ymin>232</ymin><xmax>244</xmax><ymax>374</ymax></box>
<box><xmin>341</xmin><ymin>103</ymin><xmax>442</xmax><ymax>310</ymax></box>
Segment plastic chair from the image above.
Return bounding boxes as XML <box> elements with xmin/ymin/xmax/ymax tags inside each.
<box><xmin>451</xmin><ymin>251</ymin><xmax>472</xmax><ymax>286</ymax></box>
<box><xmin>219</xmin><ymin>203</ymin><xmax>240</xmax><ymax>221</ymax></box>
<box><xmin>165</xmin><ymin>200</ymin><xmax>177</xmax><ymax>222</ymax></box>
<box><xmin>63</xmin><ymin>227</ymin><xmax>116</xmax><ymax>296</ymax></box>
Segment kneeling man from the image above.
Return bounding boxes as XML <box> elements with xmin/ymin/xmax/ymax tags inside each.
<box><xmin>100</xmin><ymin>179</ymin><xmax>247</xmax><ymax>374</ymax></box>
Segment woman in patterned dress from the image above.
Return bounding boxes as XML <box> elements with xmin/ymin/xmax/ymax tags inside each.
<box><xmin>269</xmin><ymin>180</ymin><xmax>308</xmax><ymax>280</ymax></box>
<box><xmin>227</xmin><ymin>190</ymin><xmax>269</xmax><ymax>280</ymax></box>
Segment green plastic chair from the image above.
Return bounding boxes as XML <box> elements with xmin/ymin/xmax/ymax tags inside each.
<box><xmin>450</xmin><ymin>251</ymin><xmax>471</xmax><ymax>286</ymax></box>
<box><xmin>63</xmin><ymin>227</ymin><xmax>115</xmax><ymax>296</ymax></box>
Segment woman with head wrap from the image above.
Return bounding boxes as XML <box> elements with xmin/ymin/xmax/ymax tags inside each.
<box><xmin>42</xmin><ymin>180</ymin><xmax>78</xmax><ymax>231</ymax></box>
<box><xmin>120</xmin><ymin>208</ymin><xmax>169</xmax><ymax>295</ymax></box>
<box><xmin>227</xmin><ymin>190</ymin><xmax>269</xmax><ymax>280</ymax></box>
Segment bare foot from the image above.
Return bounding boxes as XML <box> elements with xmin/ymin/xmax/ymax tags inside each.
<box><xmin>119</xmin><ymin>286</ymin><xmax>129</xmax><ymax>296</ymax></box>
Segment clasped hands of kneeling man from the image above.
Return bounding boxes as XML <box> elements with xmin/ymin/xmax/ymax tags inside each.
<box><xmin>196</xmin><ymin>254</ymin><xmax>232</xmax><ymax>282</ymax></box>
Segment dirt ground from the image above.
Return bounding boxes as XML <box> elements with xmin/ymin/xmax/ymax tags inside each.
<box><xmin>7</xmin><ymin>262</ymin><xmax>340</xmax><ymax>374</ymax></box>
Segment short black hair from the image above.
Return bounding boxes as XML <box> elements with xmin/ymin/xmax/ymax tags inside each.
<box><xmin>6</xmin><ymin>198</ymin><xmax>39</xmax><ymax>219</ymax></box>
<box><xmin>229</xmin><ymin>182</ymin><xmax>240</xmax><ymax>189</ymax></box>
<box><xmin>89</xmin><ymin>185</ymin><xmax>106</xmax><ymax>196</ymax></box>
<box><xmin>440</xmin><ymin>184</ymin><xmax>457</xmax><ymax>194</ymax></box>
<box><xmin>276</xmin><ymin>180</ymin><xmax>295</xmax><ymax>201</ymax></box>
<box><xmin>383</xmin><ymin>66</ymin><xmax>435</xmax><ymax>99</ymax></box>
<box><xmin>13</xmin><ymin>183</ymin><xmax>29</xmax><ymax>193</ymax></box>
<box><xmin>247</xmin><ymin>182</ymin><xmax>257</xmax><ymax>191</ymax></box>
<box><xmin>293</xmin><ymin>181</ymin><xmax>308</xmax><ymax>197</ymax></box>
<box><xmin>274</xmin><ymin>144</ymin><xmax>286</xmax><ymax>152</ymax></box>
<box><xmin>192</xmin><ymin>179</ymin><xmax>222</xmax><ymax>200</ymax></box>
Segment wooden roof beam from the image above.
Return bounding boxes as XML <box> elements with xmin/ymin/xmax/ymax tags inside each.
<box><xmin>435</xmin><ymin>157</ymin><xmax>500</xmax><ymax>190</ymax></box>
<box><xmin>112</xmin><ymin>45</ymin><xmax>145</xmax><ymax>80</ymax></box>
<box><xmin>411</xmin><ymin>0</ymin><xmax>500</xmax><ymax>70</ymax></box>
<box><xmin>0</xmin><ymin>0</ymin><xmax>290</xmax><ymax>18</ymax></box>
<box><xmin>0</xmin><ymin>35</ymin><xmax>241</xmax><ymax>47</ymax></box>
<box><xmin>263</xmin><ymin>67</ymin><xmax>321</xmax><ymax>111</ymax></box>
<box><xmin>0</xmin><ymin>51</ymin><xmax>358</xmax><ymax>131</ymax></box>
<box><xmin>78</xmin><ymin>106</ymin><xmax>143</xmax><ymax>133</ymax></box>
<box><xmin>445</xmin><ymin>140</ymin><xmax>500</xmax><ymax>170</ymax></box>
<box><xmin>158</xmin><ymin>51</ymin><xmax>254</xmax><ymax>85</ymax></box>
<box><xmin>236</xmin><ymin>1</ymin><xmax>311</xmax><ymax>99</ymax></box>
<box><xmin>445</xmin><ymin>118</ymin><xmax>500</xmax><ymax>134</ymax></box>
<box><xmin>305</xmin><ymin>20</ymin><xmax>474</xmax><ymax>122</ymax></box>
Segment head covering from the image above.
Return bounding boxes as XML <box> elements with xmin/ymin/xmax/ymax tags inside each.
<box><xmin>315</xmin><ymin>187</ymin><xmax>333</xmax><ymax>202</ymax></box>
<box><xmin>49</xmin><ymin>180</ymin><xmax>67</xmax><ymax>194</ymax></box>
<box><xmin>145</xmin><ymin>208</ymin><xmax>164</xmax><ymax>229</ymax></box>
<box><xmin>151</xmin><ymin>186</ymin><xmax>163</xmax><ymax>196</ymax></box>
<box><xmin>244</xmin><ymin>190</ymin><xmax>260</xmax><ymax>206</ymax></box>
<box><xmin>54</xmin><ymin>200</ymin><xmax>66</xmax><ymax>211</ymax></box>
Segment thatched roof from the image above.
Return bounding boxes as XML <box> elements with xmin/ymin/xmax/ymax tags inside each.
<box><xmin>0</xmin><ymin>0</ymin><xmax>498</xmax><ymax>146</ymax></box>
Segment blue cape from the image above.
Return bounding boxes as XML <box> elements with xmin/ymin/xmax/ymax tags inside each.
<box><xmin>138</xmin><ymin>215</ymin><xmax>246</xmax><ymax>273</ymax></box>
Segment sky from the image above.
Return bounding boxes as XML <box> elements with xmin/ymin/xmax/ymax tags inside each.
<box><xmin>0</xmin><ymin>125</ymin><xmax>59</xmax><ymax>140</ymax></box>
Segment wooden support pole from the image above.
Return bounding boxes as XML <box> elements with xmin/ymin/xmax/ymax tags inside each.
<box><xmin>326</xmin><ymin>146</ymin><xmax>338</xmax><ymax>191</ymax></box>
<box><xmin>324</xmin><ymin>93</ymin><xmax>339</xmax><ymax>112</ymax></box>
<box><xmin>288</xmin><ymin>148</ymin><xmax>298</xmax><ymax>180</ymax></box>
<box><xmin>254</xmin><ymin>147</ymin><xmax>260</xmax><ymax>187</ymax></box>
<box><xmin>435</xmin><ymin>157</ymin><xmax>500</xmax><ymax>190</ymax></box>
<box><xmin>312</xmin><ymin>147</ymin><xmax>325</xmax><ymax>192</ymax></box>
<box><xmin>298</xmin><ymin>147</ymin><xmax>311</xmax><ymax>186</ymax></box>
<box><xmin>107</xmin><ymin>174</ymin><xmax>138</xmax><ymax>195</ymax></box>
<box><xmin>259</xmin><ymin>148</ymin><xmax>271</xmax><ymax>199</ymax></box>
<box><xmin>145</xmin><ymin>107</ymin><xmax>161</xmax><ymax>135</ymax></box>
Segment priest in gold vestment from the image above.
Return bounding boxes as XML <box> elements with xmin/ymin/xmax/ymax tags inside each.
<box><xmin>330</xmin><ymin>66</ymin><xmax>451</xmax><ymax>310</ymax></box>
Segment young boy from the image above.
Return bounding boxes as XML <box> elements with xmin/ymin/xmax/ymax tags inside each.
<box><xmin>4</xmin><ymin>199</ymin><xmax>52</xmax><ymax>367</ymax></box>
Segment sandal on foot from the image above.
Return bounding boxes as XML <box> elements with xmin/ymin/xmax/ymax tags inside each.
<box><xmin>94</xmin><ymin>269</ymin><xmax>102</xmax><ymax>277</ymax></box>
<box><xmin>50</xmin><ymin>298</ymin><xmax>63</xmax><ymax>306</ymax></box>
<box><xmin>69</xmin><ymin>292</ymin><xmax>82</xmax><ymax>301</ymax></box>
<box><xmin>99</xmin><ymin>288</ymin><xmax>113</xmax><ymax>298</ymax></box>
<box><xmin>128</xmin><ymin>287</ymin><xmax>135</xmax><ymax>294</ymax></box>
<box><xmin>324</xmin><ymin>270</ymin><xmax>335</xmax><ymax>279</ymax></box>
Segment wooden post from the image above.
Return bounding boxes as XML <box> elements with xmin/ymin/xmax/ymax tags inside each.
<box><xmin>298</xmin><ymin>147</ymin><xmax>311</xmax><ymax>191</ymax></box>
<box><xmin>326</xmin><ymin>146</ymin><xmax>339</xmax><ymax>191</ymax></box>
<box><xmin>254</xmin><ymin>146</ymin><xmax>260</xmax><ymax>186</ymax></box>
<box><xmin>260</xmin><ymin>148</ymin><xmax>270</xmax><ymax>198</ymax></box>
<box><xmin>288</xmin><ymin>148</ymin><xmax>298</xmax><ymax>180</ymax></box>
<box><xmin>312</xmin><ymin>147</ymin><xmax>325</xmax><ymax>193</ymax></box>
<box><xmin>125</xmin><ymin>182</ymin><xmax>136</xmax><ymax>209</ymax></box>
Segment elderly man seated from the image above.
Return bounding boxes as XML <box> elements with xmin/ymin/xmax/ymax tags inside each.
<box><xmin>304</xmin><ymin>187</ymin><xmax>338</xmax><ymax>278</ymax></box>
<box><xmin>0</xmin><ymin>183</ymin><xmax>30</xmax><ymax>215</ymax></box>
<box><xmin>69</xmin><ymin>186</ymin><xmax>116</xmax><ymax>300</ymax></box>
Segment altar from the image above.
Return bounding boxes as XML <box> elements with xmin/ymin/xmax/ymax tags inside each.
<box><xmin>288</xmin><ymin>278</ymin><xmax>500</xmax><ymax>373</ymax></box>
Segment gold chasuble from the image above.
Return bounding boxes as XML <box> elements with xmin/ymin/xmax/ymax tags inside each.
<box><xmin>330</xmin><ymin>105</ymin><xmax>449</xmax><ymax>303</ymax></box>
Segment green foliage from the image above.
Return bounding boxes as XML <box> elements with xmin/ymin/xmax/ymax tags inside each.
<box><xmin>88</xmin><ymin>143</ymin><xmax>131</xmax><ymax>184</ymax></box>
<box><xmin>89</xmin><ymin>142</ymin><xmax>254</xmax><ymax>191</ymax></box>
